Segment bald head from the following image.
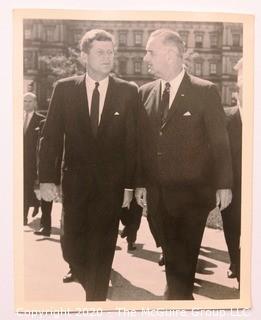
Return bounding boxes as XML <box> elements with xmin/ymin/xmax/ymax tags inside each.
<box><xmin>24</xmin><ymin>92</ymin><xmax>37</xmax><ymax>112</ymax></box>
<box><xmin>149</xmin><ymin>29</ymin><xmax>185</xmax><ymax>57</ymax></box>
<box><xmin>144</xmin><ymin>28</ymin><xmax>185</xmax><ymax>80</ymax></box>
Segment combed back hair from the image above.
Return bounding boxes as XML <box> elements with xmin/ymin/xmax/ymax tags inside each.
<box><xmin>80</xmin><ymin>29</ymin><xmax>115</xmax><ymax>53</ymax></box>
<box><xmin>150</xmin><ymin>29</ymin><xmax>185</xmax><ymax>56</ymax></box>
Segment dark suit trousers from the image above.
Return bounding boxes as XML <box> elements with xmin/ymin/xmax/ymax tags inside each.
<box><xmin>221</xmin><ymin>187</ymin><xmax>241</xmax><ymax>280</ymax></box>
<box><xmin>147</xmin><ymin>186</ymin><xmax>211</xmax><ymax>300</ymax></box>
<box><xmin>60</xmin><ymin>181</ymin><xmax>121</xmax><ymax>301</ymax></box>
<box><xmin>147</xmin><ymin>213</ymin><xmax>161</xmax><ymax>248</ymax></box>
<box><xmin>120</xmin><ymin>199</ymin><xmax>142</xmax><ymax>243</ymax></box>
<box><xmin>40</xmin><ymin>200</ymin><xmax>53</xmax><ymax>231</ymax></box>
<box><xmin>24</xmin><ymin>179</ymin><xmax>39</xmax><ymax>222</ymax></box>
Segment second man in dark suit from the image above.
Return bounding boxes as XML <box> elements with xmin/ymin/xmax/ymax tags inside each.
<box><xmin>135</xmin><ymin>29</ymin><xmax>233</xmax><ymax>300</ymax></box>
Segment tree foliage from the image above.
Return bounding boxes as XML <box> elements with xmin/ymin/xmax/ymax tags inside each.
<box><xmin>39</xmin><ymin>48</ymin><xmax>85</xmax><ymax>82</ymax></box>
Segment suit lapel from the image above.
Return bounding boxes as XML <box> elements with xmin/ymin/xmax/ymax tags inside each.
<box><xmin>97</xmin><ymin>76</ymin><xmax>117</xmax><ymax>137</ymax></box>
<box><xmin>76</xmin><ymin>75</ymin><xmax>93</xmax><ymax>137</ymax></box>
<box><xmin>162</xmin><ymin>72</ymin><xmax>191</xmax><ymax>130</ymax></box>
<box><xmin>25</xmin><ymin>112</ymin><xmax>37</xmax><ymax>135</ymax></box>
<box><xmin>144</xmin><ymin>80</ymin><xmax>161</xmax><ymax>129</ymax></box>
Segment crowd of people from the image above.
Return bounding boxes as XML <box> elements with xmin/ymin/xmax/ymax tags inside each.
<box><xmin>23</xmin><ymin>28</ymin><xmax>242</xmax><ymax>301</ymax></box>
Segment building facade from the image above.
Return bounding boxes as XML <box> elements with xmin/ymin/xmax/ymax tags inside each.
<box><xmin>23</xmin><ymin>19</ymin><xmax>243</xmax><ymax>111</ymax></box>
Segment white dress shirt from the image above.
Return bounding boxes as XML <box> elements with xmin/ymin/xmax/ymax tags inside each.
<box><xmin>85</xmin><ymin>74</ymin><xmax>109</xmax><ymax>123</ymax></box>
<box><xmin>23</xmin><ymin>110</ymin><xmax>34</xmax><ymax>131</ymax></box>
<box><xmin>161</xmin><ymin>68</ymin><xmax>185</xmax><ymax>109</ymax></box>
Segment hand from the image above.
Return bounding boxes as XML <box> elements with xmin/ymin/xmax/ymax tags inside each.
<box><xmin>122</xmin><ymin>189</ymin><xmax>133</xmax><ymax>209</ymax></box>
<box><xmin>54</xmin><ymin>185</ymin><xmax>62</xmax><ymax>202</ymax></box>
<box><xmin>135</xmin><ymin>187</ymin><xmax>147</xmax><ymax>208</ymax></box>
<box><xmin>34</xmin><ymin>188</ymin><xmax>41</xmax><ymax>201</ymax></box>
<box><xmin>40</xmin><ymin>183</ymin><xmax>58</xmax><ymax>202</ymax></box>
<box><xmin>216</xmin><ymin>189</ymin><xmax>232</xmax><ymax>211</ymax></box>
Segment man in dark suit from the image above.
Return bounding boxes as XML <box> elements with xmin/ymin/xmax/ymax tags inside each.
<box><xmin>39</xmin><ymin>29</ymin><xmax>138</xmax><ymax>301</ymax></box>
<box><xmin>221</xmin><ymin>58</ymin><xmax>243</xmax><ymax>283</ymax></box>
<box><xmin>23</xmin><ymin>92</ymin><xmax>45</xmax><ymax>225</ymax></box>
<box><xmin>135</xmin><ymin>29</ymin><xmax>233</xmax><ymax>300</ymax></box>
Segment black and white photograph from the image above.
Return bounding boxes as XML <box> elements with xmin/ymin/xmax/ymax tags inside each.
<box><xmin>12</xmin><ymin>8</ymin><xmax>254</xmax><ymax>313</ymax></box>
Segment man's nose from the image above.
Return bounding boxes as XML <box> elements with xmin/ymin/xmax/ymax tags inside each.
<box><xmin>143</xmin><ymin>53</ymin><xmax>149</xmax><ymax>63</ymax></box>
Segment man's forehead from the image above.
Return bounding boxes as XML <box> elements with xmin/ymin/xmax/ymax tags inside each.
<box><xmin>24</xmin><ymin>94</ymin><xmax>35</xmax><ymax>101</ymax></box>
<box><xmin>146</xmin><ymin>37</ymin><xmax>162</xmax><ymax>50</ymax></box>
<box><xmin>91</xmin><ymin>40</ymin><xmax>114</xmax><ymax>49</ymax></box>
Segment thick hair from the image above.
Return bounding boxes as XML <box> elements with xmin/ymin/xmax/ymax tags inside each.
<box><xmin>80</xmin><ymin>29</ymin><xmax>115</xmax><ymax>53</ymax></box>
<box><xmin>150</xmin><ymin>29</ymin><xmax>185</xmax><ymax>56</ymax></box>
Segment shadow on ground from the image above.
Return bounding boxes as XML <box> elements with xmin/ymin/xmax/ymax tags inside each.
<box><xmin>200</xmin><ymin>246</ymin><xmax>230</xmax><ymax>264</ymax></box>
<box><xmin>194</xmin><ymin>278</ymin><xmax>239</xmax><ymax>299</ymax></box>
<box><xmin>108</xmin><ymin>270</ymin><xmax>163</xmax><ymax>301</ymax></box>
<box><xmin>196</xmin><ymin>258</ymin><xmax>217</xmax><ymax>275</ymax></box>
<box><xmin>125</xmin><ymin>243</ymin><xmax>161</xmax><ymax>264</ymax></box>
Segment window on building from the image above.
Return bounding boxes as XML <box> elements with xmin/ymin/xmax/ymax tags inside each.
<box><xmin>195</xmin><ymin>63</ymin><xmax>202</xmax><ymax>76</ymax></box>
<box><xmin>195</xmin><ymin>34</ymin><xmax>203</xmax><ymax>48</ymax></box>
<box><xmin>46</xmin><ymin>26</ymin><xmax>56</xmax><ymax>42</ymax></box>
<box><xmin>134</xmin><ymin>31</ymin><xmax>143</xmax><ymax>46</ymax></box>
<box><xmin>119</xmin><ymin>60</ymin><xmax>127</xmax><ymax>75</ymax></box>
<box><xmin>134</xmin><ymin>60</ymin><xmax>142</xmax><ymax>74</ymax></box>
<box><xmin>210</xmin><ymin>34</ymin><xmax>218</xmax><ymax>48</ymax></box>
<box><xmin>232</xmin><ymin>34</ymin><xmax>240</xmax><ymax>47</ymax></box>
<box><xmin>119</xmin><ymin>31</ymin><xmax>128</xmax><ymax>47</ymax></box>
<box><xmin>24</xmin><ymin>28</ymin><xmax>32</xmax><ymax>40</ymax></box>
<box><xmin>24</xmin><ymin>51</ymin><xmax>36</xmax><ymax>70</ymax></box>
<box><xmin>73</xmin><ymin>30</ymin><xmax>82</xmax><ymax>44</ymax></box>
<box><xmin>179</xmin><ymin>31</ymin><xmax>189</xmax><ymax>47</ymax></box>
<box><xmin>210</xmin><ymin>63</ymin><xmax>217</xmax><ymax>75</ymax></box>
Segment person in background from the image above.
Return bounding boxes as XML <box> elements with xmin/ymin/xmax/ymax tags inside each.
<box><xmin>33</xmin><ymin>119</ymin><xmax>62</xmax><ymax>237</ymax></box>
<box><xmin>23</xmin><ymin>92</ymin><xmax>45</xmax><ymax>225</ymax></box>
<box><xmin>120</xmin><ymin>198</ymin><xmax>142</xmax><ymax>251</ymax></box>
<box><xmin>221</xmin><ymin>57</ymin><xmax>243</xmax><ymax>284</ymax></box>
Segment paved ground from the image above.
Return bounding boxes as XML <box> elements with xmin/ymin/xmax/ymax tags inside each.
<box><xmin>23</xmin><ymin>203</ymin><xmax>239</xmax><ymax>302</ymax></box>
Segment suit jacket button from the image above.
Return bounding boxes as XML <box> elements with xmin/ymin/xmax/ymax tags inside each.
<box><xmin>157</xmin><ymin>152</ymin><xmax>163</xmax><ymax>156</ymax></box>
<box><xmin>159</xmin><ymin>131</ymin><xmax>163</xmax><ymax>136</ymax></box>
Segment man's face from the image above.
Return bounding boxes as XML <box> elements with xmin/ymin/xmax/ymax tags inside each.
<box><xmin>84</xmin><ymin>40</ymin><xmax>114</xmax><ymax>80</ymax></box>
<box><xmin>143</xmin><ymin>36</ymin><xmax>170</xmax><ymax>79</ymax></box>
<box><xmin>24</xmin><ymin>95</ymin><xmax>36</xmax><ymax>112</ymax></box>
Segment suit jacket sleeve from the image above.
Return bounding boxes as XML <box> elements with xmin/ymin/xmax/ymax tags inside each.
<box><xmin>204</xmin><ymin>85</ymin><xmax>233</xmax><ymax>189</ymax></box>
<box><xmin>124</xmin><ymin>84</ymin><xmax>139</xmax><ymax>189</ymax></box>
<box><xmin>135</xmin><ymin>89</ymin><xmax>147</xmax><ymax>188</ymax></box>
<box><xmin>39</xmin><ymin>81</ymin><xmax>64</xmax><ymax>184</ymax></box>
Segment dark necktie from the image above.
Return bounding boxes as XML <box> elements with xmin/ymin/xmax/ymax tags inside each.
<box><xmin>90</xmin><ymin>82</ymin><xmax>100</xmax><ymax>137</ymax></box>
<box><xmin>24</xmin><ymin>111</ymin><xmax>29</xmax><ymax>133</ymax></box>
<box><xmin>160</xmin><ymin>82</ymin><xmax>170</xmax><ymax>125</ymax></box>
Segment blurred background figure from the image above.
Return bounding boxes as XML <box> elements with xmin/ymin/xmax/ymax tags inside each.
<box><xmin>23</xmin><ymin>92</ymin><xmax>45</xmax><ymax>225</ymax></box>
<box><xmin>222</xmin><ymin>57</ymin><xmax>243</xmax><ymax>283</ymax></box>
<box><xmin>120</xmin><ymin>198</ymin><xmax>142</xmax><ymax>251</ymax></box>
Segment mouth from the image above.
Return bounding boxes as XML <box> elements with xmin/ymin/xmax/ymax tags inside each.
<box><xmin>147</xmin><ymin>65</ymin><xmax>153</xmax><ymax>73</ymax></box>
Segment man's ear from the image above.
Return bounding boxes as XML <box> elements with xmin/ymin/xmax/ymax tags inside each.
<box><xmin>80</xmin><ymin>52</ymin><xmax>88</xmax><ymax>66</ymax></box>
<box><xmin>168</xmin><ymin>48</ymin><xmax>178</xmax><ymax>62</ymax></box>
